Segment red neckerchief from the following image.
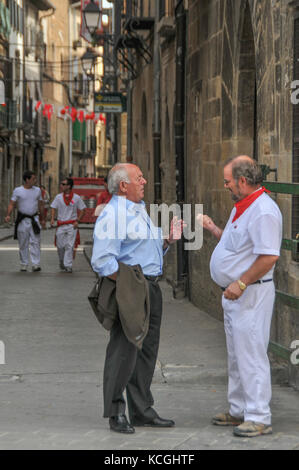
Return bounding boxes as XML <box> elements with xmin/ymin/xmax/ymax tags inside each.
<box><xmin>232</xmin><ymin>187</ymin><xmax>270</xmax><ymax>223</ymax></box>
<box><xmin>63</xmin><ymin>191</ymin><xmax>74</xmax><ymax>206</ymax></box>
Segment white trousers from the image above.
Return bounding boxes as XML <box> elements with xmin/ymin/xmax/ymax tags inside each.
<box><xmin>17</xmin><ymin>218</ymin><xmax>41</xmax><ymax>267</ymax></box>
<box><xmin>222</xmin><ymin>282</ymin><xmax>275</xmax><ymax>425</ymax></box>
<box><xmin>56</xmin><ymin>226</ymin><xmax>77</xmax><ymax>268</ymax></box>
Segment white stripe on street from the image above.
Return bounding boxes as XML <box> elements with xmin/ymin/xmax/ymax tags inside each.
<box><xmin>0</xmin><ymin>246</ymin><xmax>84</xmax><ymax>252</ymax></box>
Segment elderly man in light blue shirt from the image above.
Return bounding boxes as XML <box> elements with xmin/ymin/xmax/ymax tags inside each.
<box><xmin>91</xmin><ymin>163</ymin><xmax>183</xmax><ymax>434</ymax></box>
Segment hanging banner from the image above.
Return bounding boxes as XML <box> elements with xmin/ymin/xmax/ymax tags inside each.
<box><xmin>80</xmin><ymin>0</ymin><xmax>102</xmax><ymax>44</ymax></box>
<box><xmin>94</xmin><ymin>92</ymin><xmax>127</xmax><ymax>113</ymax></box>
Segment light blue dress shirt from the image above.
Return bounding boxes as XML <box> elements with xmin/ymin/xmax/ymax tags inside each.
<box><xmin>91</xmin><ymin>195</ymin><xmax>166</xmax><ymax>277</ymax></box>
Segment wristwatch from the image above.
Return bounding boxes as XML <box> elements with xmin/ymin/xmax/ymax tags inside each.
<box><xmin>237</xmin><ymin>279</ymin><xmax>247</xmax><ymax>291</ymax></box>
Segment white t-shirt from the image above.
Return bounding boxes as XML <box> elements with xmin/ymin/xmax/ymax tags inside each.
<box><xmin>210</xmin><ymin>193</ymin><xmax>282</xmax><ymax>287</ymax></box>
<box><xmin>51</xmin><ymin>193</ymin><xmax>86</xmax><ymax>229</ymax></box>
<box><xmin>11</xmin><ymin>186</ymin><xmax>43</xmax><ymax>215</ymax></box>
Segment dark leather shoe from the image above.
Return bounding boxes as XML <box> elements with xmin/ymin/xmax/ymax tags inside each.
<box><xmin>109</xmin><ymin>415</ymin><xmax>135</xmax><ymax>434</ymax></box>
<box><xmin>132</xmin><ymin>416</ymin><xmax>175</xmax><ymax>427</ymax></box>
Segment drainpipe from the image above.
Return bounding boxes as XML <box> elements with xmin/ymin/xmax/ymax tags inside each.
<box><xmin>174</xmin><ymin>0</ymin><xmax>187</xmax><ymax>297</ymax></box>
<box><xmin>153</xmin><ymin>0</ymin><xmax>161</xmax><ymax>203</ymax></box>
<box><xmin>126</xmin><ymin>0</ymin><xmax>133</xmax><ymax>161</ymax></box>
<box><xmin>126</xmin><ymin>76</ymin><xmax>133</xmax><ymax>161</ymax></box>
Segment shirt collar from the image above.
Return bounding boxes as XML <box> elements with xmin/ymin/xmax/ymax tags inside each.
<box><xmin>112</xmin><ymin>195</ymin><xmax>145</xmax><ymax>211</ymax></box>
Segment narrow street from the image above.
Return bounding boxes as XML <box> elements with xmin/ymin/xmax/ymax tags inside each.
<box><xmin>0</xmin><ymin>228</ymin><xmax>298</xmax><ymax>451</ymax></box>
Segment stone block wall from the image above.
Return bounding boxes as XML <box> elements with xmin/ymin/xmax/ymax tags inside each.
<box><xmin>186</xmin><ymin>0</ymin><xmax>299</xmax><ymax>379</ymax></box>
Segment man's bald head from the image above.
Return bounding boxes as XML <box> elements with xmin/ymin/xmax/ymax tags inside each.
<box><xmin>224</xmin><ymin>155</ymin><xmax>263</xmax><ymax>187</ymax></box>
<box><xmin>108</xmin><ymin>163</ymin><xmax>131</xmax><ymax>194</ymax></box>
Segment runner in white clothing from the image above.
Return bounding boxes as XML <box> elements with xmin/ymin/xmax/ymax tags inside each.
<box><xmin>50</xmin><ymin>177</ymin><xmax>86</xmax><ymax>273</ymax></box>
<box><xmin>197</xmin><ymin>156</ymin><xmax>282</xmax><ymax>438</ymax></box>
<box><xmin>5</xmin><ymin>171</ymin><xmax>46</xmax><ymax>272</ymax></box>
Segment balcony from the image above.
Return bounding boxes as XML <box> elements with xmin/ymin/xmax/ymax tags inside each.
<box><xmin>124</xmin><ymin>17</ymin><xmax>155</xmax><ymax>32</ymax></box>
<box><xmin>115</xmin><ymin>14</ymin><xmax>154</xmax><ymax>80</ymax></box>
<box><xmin>0</xmin><ymin>100</ymin><xmax>17</xmax><ymax>133</ymax></box>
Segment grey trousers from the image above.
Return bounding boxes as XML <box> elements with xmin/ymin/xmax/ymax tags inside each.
<box><xmin>103</xmin><ymin>281</ymin><xmax>162</xmax><ymax>421</ymax></box>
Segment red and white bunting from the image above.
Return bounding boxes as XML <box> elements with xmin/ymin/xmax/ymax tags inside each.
<box><xmin>34</xmin><ymin>100</ymin><xmax>106</xmax><ymax>125</ymax></box>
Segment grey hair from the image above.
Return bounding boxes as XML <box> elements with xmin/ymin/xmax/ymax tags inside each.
<box><xmin>107</xmin><ymin>163</ymin><xmax>131</xmax><ymax>194</ymax></box>
<box><xmin>225</xmin><ymin>157</ymin><xmax>263</xmax><ymax>186</ymax></box>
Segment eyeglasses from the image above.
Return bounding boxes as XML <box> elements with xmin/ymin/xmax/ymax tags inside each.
<box><xmin>60</xmin><ymin>183</ymin><xmax>68</xmax><ymax>186</ymax></box>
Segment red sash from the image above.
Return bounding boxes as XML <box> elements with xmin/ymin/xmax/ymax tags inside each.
<box><xmin>54</xmin><ymin>220</ymin><xmax>80</xmax><ymax>258</ymax></box>
<box><xmin>232</xmin><ymin>187</ymin><xmax>270</xmax><ymax>223</ymax></box>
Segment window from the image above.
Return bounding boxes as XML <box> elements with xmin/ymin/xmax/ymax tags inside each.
<box><xmin>9</xmin><ymin>0</ymin><xmax>15</xmax><ymax>30</ymax></box>
<box><xmin>15</xmin><ymin>50</ymin><xmax>21</xmax><ymax>87</ymax></box>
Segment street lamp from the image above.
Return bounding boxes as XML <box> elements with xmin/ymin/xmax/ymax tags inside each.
<box><xmin>83</xmin><ymin>0</ymin><xmax>113</xmax><ymax>46</ymax></box>
<box><xmin>81</xmin><ymin>48</ymin><xmax>98</xmax><ymax>76</ymax></box>
<box><xmin>83</xmin><ymin>0</ymin><xmax>101</xmax><ymax>36</ymax></box>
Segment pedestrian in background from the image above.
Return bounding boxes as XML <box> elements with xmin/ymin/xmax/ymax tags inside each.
<box><xmin>198</xmin><ymin>155</ymin><xmax>282</xmax><ymax>438</ymax></box>
<box><xmin>50</xmin><ymin>178</ymin><xmax>86</xmax><ymax>273</ymax></box>
<box><xmin>5</xmin><ymin>170</ymin><xmax>45</xmax><ymax>272</ymax></box>
<box><xmin>94</xmin><ymin>176</ymin><xmax>112</xmax><ymax>217</ymax></box>
<box><xmin>40</xmin><ymin>185</ymin><xmax>50</xmax><ymax>227</ymax></box>
<box><xmin>91</xmin><ymin>163</ymin><xmax>185</xmax><ymax>435</ymax></box>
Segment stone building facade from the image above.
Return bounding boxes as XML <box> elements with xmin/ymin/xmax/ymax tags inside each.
<box><xmin>126</xmin><ymin>0</ymin><xmax>299</xmax><ymax>386</ymax></box>
<box><xmin>186</xmin><ymin>0</ymin><xmax>299</xmax><ymax>386</ymax></box>
<box><xmin>41</xmin><ymin>0</ymin><xmax>69</xmax><ymax>197</ymax></box>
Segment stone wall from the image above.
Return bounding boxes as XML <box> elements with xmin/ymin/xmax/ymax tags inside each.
<box><xmin>130</xmin><ymin>0</ymin><xmax>299</xmax><ymax>383</ymax></box>
<box><xmin>186</xmin><ymin>0</ymin><xmax>299</xmax><ymax>379</ymax></box>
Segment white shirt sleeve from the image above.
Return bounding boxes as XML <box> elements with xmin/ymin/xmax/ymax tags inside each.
<box><xmin>50</xmin><ymin>195</ymin><xmax>59</xmax><ymax>209</ymax></box>
<box><xmin>77</xmin><ymin>197</ymin><xmax>86</xmax><ymax>211</ymax></box>
<box><xmin>11</xmin><ymin>188</ymin><xmax>19</xmax><ymax>202</ymax></box>
<box><xmin>248</xmin><ymin>213</ymin><xmax>282</xmax><ymax>256</ymax></box>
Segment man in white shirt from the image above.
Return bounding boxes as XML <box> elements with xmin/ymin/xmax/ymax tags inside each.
<box><xmin>50</xmin><ymin>178</ymin><xmax>86</xmax><ymax>273</ymax></box>
<box><xmin>198</xmin><ymin>156</ymin><xmax>282</xmax><ymax>438</ymax></box>
<box><xmin>5</xmin><ymin>170</ymin><xmax>45</xmax><ymax>272</ymax></box>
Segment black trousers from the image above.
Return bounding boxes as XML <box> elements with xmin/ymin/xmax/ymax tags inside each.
<box><xmin>103</xmin><ymin>281</ymin><xmax>163</xmax><ymax>421</ymax></box>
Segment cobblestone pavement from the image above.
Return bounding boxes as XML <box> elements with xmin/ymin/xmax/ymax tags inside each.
<box><xmin>0</xmin><ymin>227</ymin><xmax>298</xmax><ymax>451</ymax></box>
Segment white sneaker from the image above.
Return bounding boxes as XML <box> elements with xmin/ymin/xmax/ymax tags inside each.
<box><xmin>20</xmin><ymin>265</ymin><xmax>28</xmax><ymax>272</ymax></box>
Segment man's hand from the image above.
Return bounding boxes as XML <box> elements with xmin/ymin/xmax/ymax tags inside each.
<box><xmin>73</xmin><ymin>221</ymin><xmax>79</xmax><ymax>229</ymax></box>
<box><xmin>40</xmin><ymin>220</ymin><xmax>46</xmax><ymax>230</ymax></box>
<box><xmin>167</xmin><ymin>216</ymin><xmax>186</xmax><ymax>244</ymax></box>
<box><xmin>223</xmin><ymin>281</ymin><xmax>244</xmax><ymax>301</ymax></box>
<box><xmin>4</xmin><ymin>215</ymin><xmax>11</xmax><ymax>224</ymax></box>
<box><xmin>196</xmin><ymin>214</ymin><xmax>223</xmax><ymax>240</ymax></box>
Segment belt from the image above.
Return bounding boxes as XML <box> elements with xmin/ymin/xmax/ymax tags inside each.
<box><xmin>144</xmin><ymin>275</ymin><xmax>162</xmax><ymax>283</ymax></box>
<box><xmin>221</xmin><ymin>279</ymin><xmax>273</xmax><ymax>291</ymax></box>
